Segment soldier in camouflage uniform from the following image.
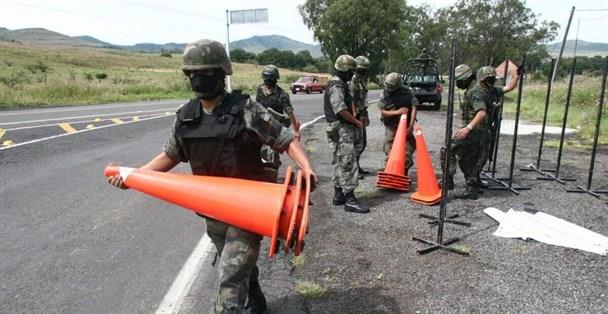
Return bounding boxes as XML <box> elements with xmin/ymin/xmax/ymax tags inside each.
<box><xmin>378</xmin><ymin>72</ymin><xmax>418</xmax><ymax>175</ymax></box>
<box><xmin>473</xmin><ymin>66</ymin><xmax>520</xmax><ymax>188</ymax></box>
<box><xmin>256</xmin><ymin>64</ymin><xmax>300</xmax><ymax>180</ymax></box>
<box><xmin>440</xmin><ymin>65</ymin><xmax>519</xmax><ymax>199</ymax></box>
<box><xmin>107</xmin><ymin>39</ymin><xmax>317</xmax><ymax>314</ymax></box>
<box><xmin>326</xmin><ymin>54</ymin><xmax>369</xmax><ymax>214</ymax></box>
<box><xmin>350</xmin><ymin>56</ymin><xmax>370</xmax><ymax>179</ymax></box>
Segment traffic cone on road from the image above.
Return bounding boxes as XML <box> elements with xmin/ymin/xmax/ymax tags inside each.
<box><xmin>104</xmin><ymin>165</ymin><xmax>311</xmax><ymax>257</ymax></box>
<box><xmin>377</xmin><ymin>114</ymin><xmax>411</xmax><ymax>192</ymax></box>
<box><xmin>410</xmin><ymin>127</ymin><xmax>442</xmax><ymax>205</ymax></box>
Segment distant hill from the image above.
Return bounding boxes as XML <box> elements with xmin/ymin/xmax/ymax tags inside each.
<box><xmin>545</xmin><ymin>40</ymin><xmax>608</xmax><ymax>57</ymax></box>
<box><xmin>231</xmin><ymin>35</ymin><xmax>322</xmax><ymax>58</ymax></box>
<box><xmin>0</xmin><ymin>27</ymin><xmax>322</xmax><ymax>57</ymax></box>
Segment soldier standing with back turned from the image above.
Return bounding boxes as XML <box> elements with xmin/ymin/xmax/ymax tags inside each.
<box><xmin>326</xmin><ymin>54</ymin><xmax>369</xmax><ymax>214</ymax></box>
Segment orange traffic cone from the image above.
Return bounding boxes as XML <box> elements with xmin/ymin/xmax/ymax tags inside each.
<box><xmin>104</xmin><ymin>165</ymin><xmax>311</xmax><ymax>257</ymax></box>
<box><xmin>410</xmin><ymin>127</ymin><xmax>442</xmax><ymax>205</ymax></box>
<box><xmin>377</xmin><ymin>114</ymin><xmax>411</xmax><ymax>192</ymax></box>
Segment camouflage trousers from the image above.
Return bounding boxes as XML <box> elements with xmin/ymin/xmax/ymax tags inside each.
<box><xmin>354</xmin><ymin>126</ymin><xmax>367</xmax><ymax>160</ymax></box>
<box><xmin>205</xmin><ymin>217</ymin><xmax>262</xmax><ymax>313</ymax></box>
<box><xmin>474</xmin><ymin>130</ymin><xmax>492</xmax><ymax>177</ymax></box>
<box><xmin>383</xmin><ymin>125</ymin><xmax>416</xmax><ymax>172</ymax></box>
<box><xmin>327</xmin><ymin>121</ymin><xmax>359</xmax><ymax>194</ymax></box>
<box><xmin>440</xmin><ymin>129</ymin><xmax>485</xmax><ymax>185</ymax></box>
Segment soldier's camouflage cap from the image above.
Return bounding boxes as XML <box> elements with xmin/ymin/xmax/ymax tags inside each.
<box><xmin>261</xmin><ymin>64</ymin><xmax>280</xmax><ymax>79</ymax></box>
<box><xmin>384</xmin><ymin>72</ymin><xmax>402</xmax><ymax>92</ymax></box>
<box><xmin>182</xmin><ymin>39</ymin><xmax>233</xmax><ymax>75</ymax></box>
<box><xmin>454</xmin><ymin>64</ymin><xmax>473</xmax><ymax>81</ymax></box>
<box><xmin>477</xmin><ymin>66</ymin><xmax>496</xmax><ymax>82</ymax></box>
<box><xmin>355</xmin><ymin>56</ymin><xmax>370</xmax><ymax>70</ymax></box>
<box><xmin>334</xmin><ymin>55</ymin><xmax>357</xmax><ymax>72</ymax></box>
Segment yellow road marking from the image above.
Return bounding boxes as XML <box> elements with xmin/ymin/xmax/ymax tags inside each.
<box><xmin>94</xmin><ymin>118</ymin><xmax>101</xmax><ymax>122</ymax></box>
<box><xmin>58</xmin><ymin>123</ymin><xmax>77</xmax><ymax>133</ymax></box>
<box><xmin>0</xmin><ymin>128</ymin><xmax>5</xmax><ymax>139</ymax></box>
<box><xmin>132</xmin><ymin>116</ymin><xmax>140</xmax><ymax>122</ymax></box>
<box><xmin>86</xmin><ymin>124</ymin><xmax>95</xmax><ymax>129</ymax></box>
<box><xmin>2</xmin><ymin>140</ymin><xmax>15</xmax><ymax>147</ymax></box>
<box><xmin>111</xmin><ymin>118</ymin><xmax>125</xmax><ymax>124</ymax></box>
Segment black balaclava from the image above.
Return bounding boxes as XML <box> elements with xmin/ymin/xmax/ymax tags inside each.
<box><xmin>456</xmin><ymin>76</ymin><xmax>474</xmax><ymax>90</ymax></box>
<box><xmin>190</xmin><ymin>69</ymin><xmax>225</xmax><ymax>100</ymax></box>
<box><xmin>482</xmin><ymin>76</ymin><xmax>497</xmax><ymax>88</ymax></box>
<box><xmin>337</xmin><ymin>70</ymin><xmax>354</xmax><ymax>82</ymax></box>
<box><xmin>263</xmin><ymin>77</ymin><xmax>277</xmax><ymax>88</ymax></box>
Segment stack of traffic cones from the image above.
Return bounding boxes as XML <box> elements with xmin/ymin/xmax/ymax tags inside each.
<box><xmin>410</xmin><ymin>127</ymin><xmax>442</xmax><ymax>205</ymax></box>
<box><xmin>377</xmin><ymin>114</ymin><xmax>411</xmax><ymax>192</ymax></box>
<box><xmin>104</xmin><ymin>165</ymin><xmax>311</xmax><ymax>257</ymax></box>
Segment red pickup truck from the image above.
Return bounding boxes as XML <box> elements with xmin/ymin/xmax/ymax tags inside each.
<box><xmin>290</xmin><ymin>76</ymin><xmax>328</xmax><ymax>94</ymax></box>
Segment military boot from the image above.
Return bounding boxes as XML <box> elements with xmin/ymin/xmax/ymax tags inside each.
<box><xmin>455</xmin><ymin>185</ymin><xmax>479</xmax><ymax>200</ymax></box>
<box><xmin>245</xmin><ymin>281</ymin><xmax>267</xmax><ymax>314</ymax></box>
<box><xmin>344</xmin><ymin>191</ymin><xmax>370</xmax><ymax>213</ymax></box>
<box><xmin>474</xmin><ymin>174</ymin><xmax>490</xmax><ymax>189</ymax></box>
<box><xmin>439</xmin><ymin>175</ymin><xmax>455</xmax><ymax>190</ymax></box>
<box><xmin>333</xmin><ymin>187</ymin><xmax>346</xmax><ymax>206</ymax></box>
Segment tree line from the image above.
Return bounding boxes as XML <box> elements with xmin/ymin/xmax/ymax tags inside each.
<box><xmin>298</xmin><ymin>0</ymin><xmax>566</xmax><ymax>79</ymax></box>
<box><xmin>230</xmin><ymin>48</ymin><xmax>332</xmax><ymax>73</ymax></box>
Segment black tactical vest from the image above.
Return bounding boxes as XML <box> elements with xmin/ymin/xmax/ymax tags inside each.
<box><xmin>381</xmin><ymin>86</ymin><xmax>414</xmax><ymax>127</ymax></box>
<box><xmin>256</xmin><ymin>85</ymin><xmax>284</xmax><ymax>114</ymax></box>
<box><xmin>174</xmin><ymin>92</ymin><xmax>271</xmax><ymax>182</ymax></box>
<box><xmin>324</xmin><ymin>79</ymin><xmax>352</xmax><ymax>123</ymax></box>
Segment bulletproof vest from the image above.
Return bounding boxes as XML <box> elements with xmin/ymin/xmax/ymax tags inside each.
<box><xmin>324</xmin><ymin>79</ymin><xmax>352</xmax><ymax>123</ymax></box>
<box><xmin>382</xmin><ymin>86</ymin><xmax>414</xmax><ymax>127</ymax></box>
<box><xmin>256</xmin><ymin>85</ymin><xmax>284</xmax><ymax>114</ymax></box>
<box><xmin>174</xmin><ymin>92</ymin><xmax>268</xmax><ymax>181</ymax></box>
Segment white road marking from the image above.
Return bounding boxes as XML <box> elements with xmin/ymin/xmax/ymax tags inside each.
<box><xmin>0</xmin><ymin>108</ymin><xmax>178</xmax><ymax>126</ymax></box>
<box><xmin>0</xmin><ymin>114</ymin><xmax>171</xmax><ymax>151</ymax></box>
<box><xmin>156</xmin><ymin>235</ymin><xmax>214</xmax><ymax>314</ymax></box>
<box><xmin>0</xmin><ymin>101</ymin><xmax>183</xmax><ymax>117</ymax></box>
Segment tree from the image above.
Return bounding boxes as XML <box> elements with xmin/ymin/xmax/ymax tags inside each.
<box><xmin>442</xmin><ymin>0</ymin><xmax>558</xmax><ymax>69</ymax></box>
<box><xmin>230</xmin><ymin>48</ymin><xmax>256</xmax><ymax>63</ymax></box>
<box><xmin>95</xmin><ymin>72</ymin><xmax>108</xmax><ymax>83</ymax></box>
<box><xmin>295</xmin><ymin>50</ymin><xmax>314</xmax><ymax>69</ymax></box>
<box><xmin>299</xmin><ymin>0</ymin><xmax>407</xmax><ymax>76</ymax></box>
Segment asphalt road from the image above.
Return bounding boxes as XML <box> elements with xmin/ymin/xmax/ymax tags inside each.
<box><xmin>0</xmin><ymin>90</ymin><xmax>381</xmax><ymax>313</ymax></box>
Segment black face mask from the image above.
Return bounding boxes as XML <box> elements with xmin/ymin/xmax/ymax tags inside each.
<box><xmin>356</xmin><ymin>69</ymin><xmax>367</xmax><ymax>77</ymax></box>
<box><xmin>456</xmin><ymin>77</ymin><xmax>473</xmax><ymax>90</ymax></box>
<box><xmin>190</xmin><ymin>71</ymin><xmax>225</xmax><ymax>99</ymax></box>
<box><xmin>264</xmin><ymin>78</ymin><xmax>277</xmax><ymax>87</ymax></box>
<box><xmin>485</xmin><ymin>77</ymin><xmax>497</xmax><ymax>86</ymax></box>
<box><xmin>337</xmin><ymin>70</ymin><xmax>354</xmax><ymax>82</ymax></box>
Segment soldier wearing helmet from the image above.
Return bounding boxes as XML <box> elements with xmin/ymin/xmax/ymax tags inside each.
<box><xmin>418</xmin><ymin>48</ymin><xmax>430</xmax><ymax>59</ymax></box>
<box><xmin>378</xmin><ymin>72</ymin><xmax>419</xmax><ymax>175</ymax></box>
<box><xmin>256</xmin><ymin>64</ymin><xmax>300</xmax><ymax>179</ymax></box>
<box><xmin>107</xmin><ymin>39</ymin><xmax>317</xmax><ymax>314</ymax></box>
<box><xmin>441</xmin><ymin>63</ymin><xmax>521</xmax><ymax>199</ymax></box>
<box><xmin>350</xmin><ymin>56</ymin><xmax>371</xmax><ymax>178</ymax></box>
<box><xmin>325</xmin><ymin>54</ymin><xmax>369</xmax><ymax>213</ymax></box>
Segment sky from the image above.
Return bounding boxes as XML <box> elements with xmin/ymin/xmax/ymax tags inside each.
<box><xmin>1</xmin><ymin>0</ymin><xmax>607</xmax><ymax>46</ymax></box>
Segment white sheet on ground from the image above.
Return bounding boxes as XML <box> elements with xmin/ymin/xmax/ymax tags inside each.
<box><xmin>484</xmin><ymin>207</ymin><xmax>608</xmax><ymax>256</ymax></box>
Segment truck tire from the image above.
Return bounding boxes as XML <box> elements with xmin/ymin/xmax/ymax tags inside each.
<box><xmin>306</xmin><ymin>88</ymin><xmax>311</xmax><ymax>94</ymax></box>
<box><xmin>432</xmin><ymin>99</ymin><xmax>441</xmax><ymax>111</ymax></box>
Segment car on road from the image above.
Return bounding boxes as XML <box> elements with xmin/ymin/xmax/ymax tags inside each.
<box><xmin>291</xmin><ymin>75</ymin><xmax>327</xmax><ymax>94</ymax></box>
<box><xmin>403</xmin><ymin>58</ymin><xmax>444</xmax><ymax>110</ymax></box>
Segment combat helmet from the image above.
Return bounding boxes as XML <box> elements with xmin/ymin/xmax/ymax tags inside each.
<box><xmin>261</xmin><ymin>64</ymin><xmax>280</xmax><ymax>80</ymax></box>
<box><xmin>384</xmin><ymin>72</ymin><xmax>403</xmax><ymax>92</ymax></box>
<box><xmin>355</xmin><ymin>56</ymin><xmax>370</xmax><ymax>70</ymax></box>
<box><xmin>182</xmin><ymin>39</ymin><xmax>232</xmax><ymax>75</ymax></box>
<box><xmin>454</xmin><ymin>64</ymin><xmax>473</xmax><ymax>81</ymax></box>
<box><xmin>477</xmin><ymin>66</ymin><xmax>496</xmax><ymax>82</ymax></box>
<box><xmin>334</xmin><ymin>55</ymin><xmax>357</xmax><ymax>72</ymax></box>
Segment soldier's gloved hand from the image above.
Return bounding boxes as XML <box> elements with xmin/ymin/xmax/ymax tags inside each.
<box><xmin>107</xmin><ymin>174</ymin><xmax>129</xmax><ymax>190</ymax></box>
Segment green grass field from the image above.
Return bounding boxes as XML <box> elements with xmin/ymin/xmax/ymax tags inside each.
<box><xmin>503</xmin><ymin>75</ymin><xmax>607</xmax><ymax>147</ymax></box>
<box><xmin>0</xmin><ymin>42</ymin><xmax>311</xmax><ymax>108</ymax></box>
